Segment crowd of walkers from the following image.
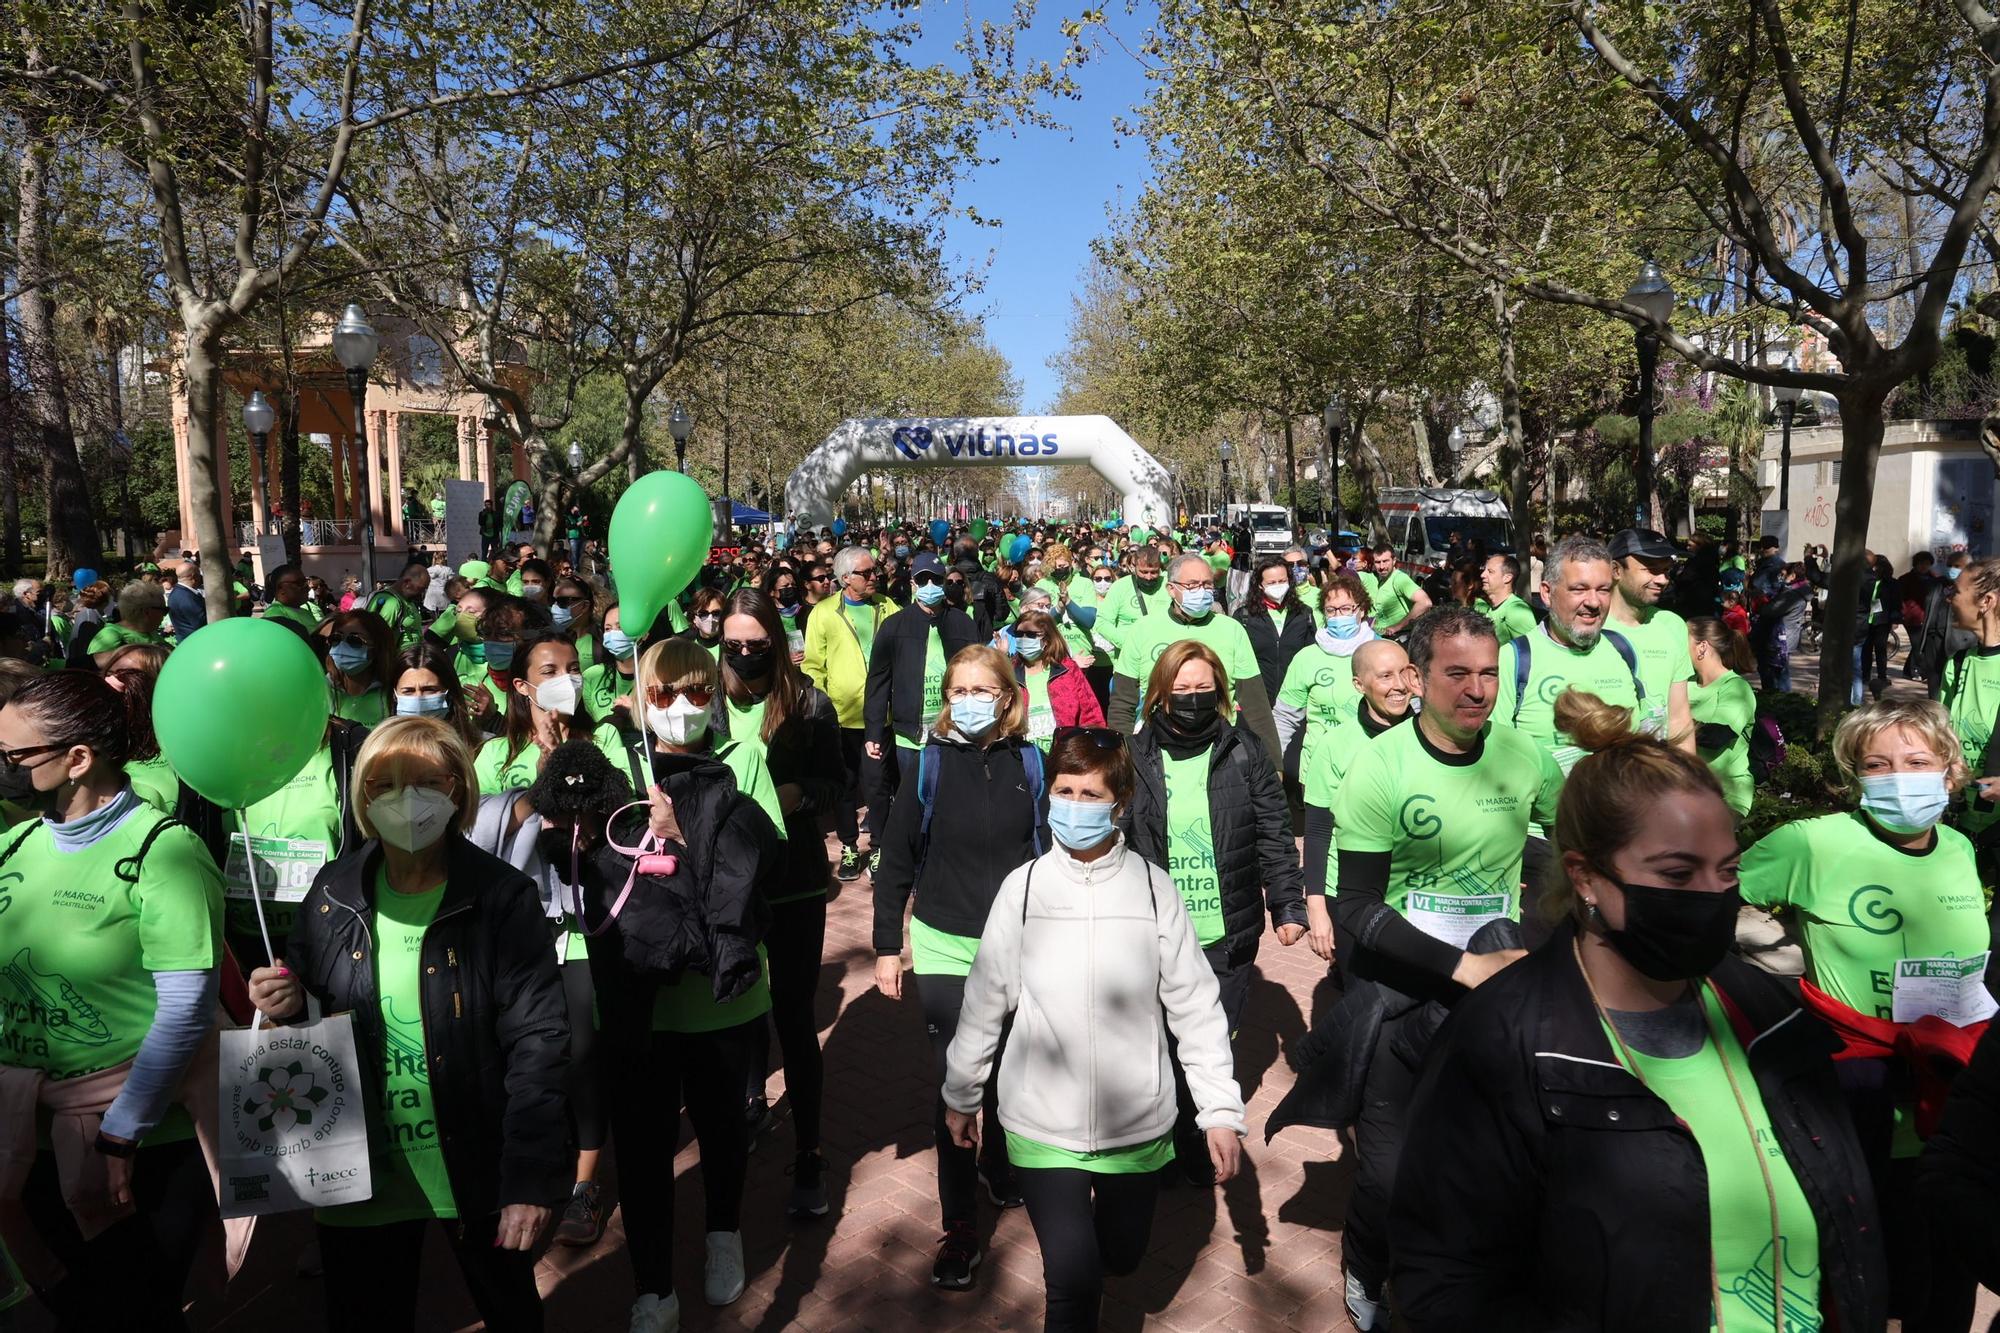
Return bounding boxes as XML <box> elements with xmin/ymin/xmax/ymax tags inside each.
<box><xmin>6</xmin><ymin>510</ymin><xmax>2000</xmax><ymax>1333</ymax></box>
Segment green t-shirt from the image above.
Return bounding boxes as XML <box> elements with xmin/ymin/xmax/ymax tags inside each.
<box><xmin>1740</xmin><ymin>812</ymin><xmax>1989</xmax><ymax>1022</ymax></box>
<box><xmin>582</xmin><ymin>662</ymin><xmax>635</xmax><ymax>725</ymax></box>
<box><xmin>1361</xmin><ymin>568</ymin><xmax>1421</xmax><ymax>630</ymax></box>
<box><xmin>1689</xmin><ymin>673</ymin><xmax>1757</xmax><ymax>816</ymax></box>
<box><xmin>1484</xmin><ymin>595</ymin><xmax>1537</xmax><ymax>646</ymax></box>
<box><xmin>86</xmin><ymin>622</ymin><xmax>163</xmax><ymax>656</ymax></box>
<box><xmin>322</xmin><ymin>872</ymin><xmax>455</xmax><ymax>1226</ymax></box>
<box><xmin>1023</xmin><ymin>664</ymin><xmax>1057</xmax><ymax>751</ymax></box>
<box><xmin>1162</xmin><ymin>749</ymin><xmax>1224</xmax><ymax>946</ymax></box>
<box><xmin>1607</xmin><ymin>986</ymin><xmax>1824</xmax><ymax>1333</ymax></box>
<box><xmin>1278</xmin><ymin>643</ymin><xmax>1362</xmax><ymax>797</ymax></box>
<box><xmin>651</xmin><ymin>943</ymin><xmax>771</xmax><ymax>1033</ymax></box>
<box><xmin>1943</xmin><ymin>646</ymin><xmax>2000</xmax><ymax>836</ymax></box>
<box><xmin>911</xmin><ymin>916</ymin><xmax>981</xmax><ymax>977</ymax></box>
<box><xmin>366</xmin><ymin>590</ymin><xmax>422</xmax><ymax>652</ymax></box>
<box><xmin>1003</xmin><ymin>1131</ymin><xmax>1174</xmax><ymax>1175</ymax></box>
<box><xmin>726</xmin><ymin>696</ymin><xmax>768</xmax><ymax>748</ymax></box>
<box><xmin>1113</xmin><ymin>606</ymin><xmax>1262</xmax><ymax>712</ymax></box>
<box><xmin>1035</xmin><ymin>576</ymin><xmax>1098</xmax><ymax>660</ymax></box>
<box><xmin>1332</xmin><ymin>720</ymin><xmax>1563</xmax><ymax>944</ymax></box>
<box><xmin>1096</xmin><ymin>575</ymin><xmax>1166</xmax><ymax>658</ymax></box>
<box><xmin>895</xmin><ymin>617</ymin><xmax>950</xmax><ymax>749</ymax></box>
<box><xmin>0</xmin><ymin>811</ymin><xmax>223</xmax><ymax>1078</ymax></box>
<box><xmin>331</xmin><ymin>683</ymin><xmax>389</xmax><ymax>727</ymax></box>
<box><xmin>714</xmin><ymin>735</ymin><xmax>787</xmax><ymax>842</ymax></box>
<box><xmin>1308</xmin><ymin>707</ymin><xmax>1409</xmax><ymax>889</ymax></box>
<box><xmin>1495</xmin><ymin>626</ymin><xmax>1643</xmax><ymax>774</ymax></box>
<box><xmin>225</xmin><ymin>745</ymin><xmax>341</xmax><ymax>943</ymax></box>
<box><xmin>125</xmin><ymin>755</ymin><xmax>181</xmax><ymax>814</ymax></box>
<box><xmin>842</xmin><ymin>599</ymin><xmax>878</xmax><ymax>670</ymax></box>
<box><xmin>475</xmin><ymin>721</ymin><xmax>637</xmax><ymax>795</ymax></box>
<box><xmin>263</xmin><ymin>603</ymin><xmax>318</xmax><ymax>633</ymax></box>
<box><xmin>1611</xmin><ymin>607</ymin><xmax>1694</xmax><ymax>738</ymax></box>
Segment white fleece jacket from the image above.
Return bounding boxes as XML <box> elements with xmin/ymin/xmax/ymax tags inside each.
<box><xmin>942</xmin><ymin>836</ymin><xmax>1246</xmax><ymax>1152</ymax></box>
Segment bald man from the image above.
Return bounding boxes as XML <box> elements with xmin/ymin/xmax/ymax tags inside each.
<box><xmin>167</xmin><ymin>559</ymin><xmax>207</xmax><ymax>641</ymax></box>
<box><xmin>1301</xmin><ymin>639</ymin><xmax>1416</xmax><ymax>949</ymax></box>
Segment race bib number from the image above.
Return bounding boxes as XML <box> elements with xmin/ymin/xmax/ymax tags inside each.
<box><xmin>224</xmin><ymin>835</ymin><xmax>329</xmax><ymax>903</ymax></box>
<box><xmin>1404</xmin><ymin>890</ymin><xmax>1512</xmax><ymax>948</ymax></box>
<box><xmin>1891</xmin><ymin>953</ymin><xmax>1998</xmax><ymax>1026</ymax></box>
<box><xmin>786</xmin><ymin>628</ymin><xmax>805</xmax><ymax>661</ymax></box>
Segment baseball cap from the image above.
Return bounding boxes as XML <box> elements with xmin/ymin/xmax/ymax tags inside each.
<box><xmin>911</xmin><ymin>552</ymin><xmax>946</xmax><ymax>578</ymax></box>
<box><xmin>1608</xmin><ymin>528</ymin><xmax>1675</xmax><ymax>561</ymax></box>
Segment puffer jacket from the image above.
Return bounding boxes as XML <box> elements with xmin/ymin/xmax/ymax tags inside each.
<box><xmin>1125</xmin><ymin>720</ymin><xmax>1307</xmax><ymax>965</ymax></box>
<box><xmin>802</xmin><ymin>593</ymin><xmax>898</xmax><ymax>728</ymax></box>
<box><xmin>285</xmin><ymin>835</ymin><xmax>571</xmax><ymax>1216</ymax></box>
<box><xmin>943</xmin><ymin>838</ymin><xmax>1246</xmax><ymax>1151</ymax></box>
<box><xmin>1015</xmin><ymin>657</ymin><xmax>1104</xmax><ymax>730</ymax></box>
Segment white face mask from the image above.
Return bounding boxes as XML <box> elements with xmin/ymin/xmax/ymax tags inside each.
<box><xmin>1262</xmin><ymin>581</ymin><xmax>1290</xmax><ymax>603</ymax></box>
<box><xmin>533</xmin><ymin>672</ymin><xmax>583</xmax><ymax>716</ymax></box>
<box><xmin>369</xmin><ymin>786</ymin><xmax>457</xmax><ymax>853</ymax></box>
<box><xmin>647</xmin><ymin>697</ymin><xmax>710</xmax><ymax>746</ymax></box>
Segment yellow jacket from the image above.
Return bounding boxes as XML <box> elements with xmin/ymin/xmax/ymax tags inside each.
<box><xmin>803</xmin><ymin>593</ymin><xmax>899</xmax><ymax>728</ymax></box>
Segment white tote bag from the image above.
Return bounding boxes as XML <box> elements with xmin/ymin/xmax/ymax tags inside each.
<box><xmin>216</xmin><ymin>1002</ymin><xmax>374</xmax><ymax>1218</ymax></box>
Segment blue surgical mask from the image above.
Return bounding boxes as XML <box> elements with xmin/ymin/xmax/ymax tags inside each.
<box><xmin>952</xmin><ymin>696</ymin><xmax>1000</xmax><ymax>735</ymax></box>
<box><xmin>1948</xmin><ymin>566</ymin><xmax>1964</xmax><ymax>581</ymax></box>
<box><xmin>550</xmin><ymin>604</ymin><xmax>575</xmax><ymax>630</ymax></box>
<box><xmin>395</xmin><ymin>693</ymin><xmax>450</xmax><ymax>717</ymax></box>
<box><xmin>1178</xmin><ymin>587</ymin><xmax>1215</xmax><ymax>618</ymax></box>
<box><xmin>328</xmin><ymin>641</ymin><xmax>370</xmax><ymax>674</ymax></box>
<box><xmin>1859</xmin><ymin>771</ymin><xmax>1950</xmax><ymax>835</ymax></box>
<box><xmin>601</xmin><ymin>628</ymin><xmax>636</xmax><ymax>660</ymax></box>
<box><xmin>1326</xmin><ymin>614</ymin><xmax>1361</xmax><ymax>639</ymax></box>
<box><xmin>1016</xmin><ymin>635</ymin><xmax>1043</xmax><ymax>661</ymax></box>
<box><xmin>482</xmin><ymin>639</ymin><xmax>517</xmax><ymax>671</ymax></box>
<box><xmin>913</xmin><ymin>582</ymin><xmax>946</xmax><ymax>608</ymax></box>
<box><xmin>895</xmin><ymin>545</ymin><xmax>910</xmax><ymax>558</ymax></box>
<box><xmin>1048</xmin><ymin>795</ymin><xmax>1116</xmax><ymax>852</ymax></box>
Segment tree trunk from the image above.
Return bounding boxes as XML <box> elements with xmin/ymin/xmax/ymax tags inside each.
<box><xmin>1491</xmin><ymin>283</ymin><xmax>1534</xmax><ymax>545</ymax></box>
<box><xmin>16</xmin><ymin>117</ymin><xmax>102</xmax><ymax>580</ymax></box>
<box><xmin>280</xmin><ymin>393</ymin><xmax>303</xmax><ymax>566</ymax></box>
<box><xmin>0</xmin><ymin>292</ymin><xmax>22</xmax><ymax>573</ymax></box>
<box><xmin>1281</xmin><ymin>413</ymin><xmax>1299</xmax><ymax>536</ymax></box>
<box><xmin>1815</xmin><ymin>386</ymin><xmax>1891</xmax><ymax>730</ymax></box>
<box><xmin>182</xmin><ymin>332</ymin><xmax>239</xmax><ymax>621</ymax></box>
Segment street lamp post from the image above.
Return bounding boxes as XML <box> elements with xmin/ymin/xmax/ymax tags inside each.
<box><xmin>1775</xmin><ymin>383</ymin><xmax>1803</xmax><ymax>510</ymax></box>
<box><xmin>1447</xmin><ymin>426</ymin><xmax>1466</xmax><ymax>484</ymax></box>
<box><xmin>1218</xmin><ymin>438</ymin><xmax>1235</xmax><ymax>512</ymax></box>
<box><xmin>668</xmin><ymin>403</ymin><xmax>693</xmax><ymax>474</ymax></box>
<box><xmin>331</xmin><ymin>305</ymin><xmax>380</xmax><ymax>592</ymax></box>
<box><xmin>1322</xmin><ymin>397</ymin><xmax>1346</xmax><ymax>538</ymax></box>
<box><xmin>243</xmin><ymin>390</ymin><xmax>277</xmax><ymax>542</ymax></box>
<box><xmin>1624</xmin><ymin>259</ymin><xmax>1676</xmax><ymax>529</ymax></box>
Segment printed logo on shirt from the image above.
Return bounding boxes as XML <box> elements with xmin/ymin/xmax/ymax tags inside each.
<box><xmin>1398</xmin><ymin>794</ymin><xmax>1442</xmax><ymax>841</ymax></box>
<box><xmin>1724</xmin><ymin>1240</ymin><xmax>1824</xmax><ymax>1332</ymax></box>
<box><xmin>0</xmin><ymin>948</ymin><xmax>114</xmax><ymax>1066</ymax></box>
<box><xmin>0</xmin><ymin>870</ymin><xmax>17</xmax><ymax>918</ymax></box>
<box><xmin>1536</xmin><ymin>674</ymin><xmax>1569</xmax><ymax>705</ymax></box>
<box><xmin>1845</xmin><ymin>884</ymin><xmax>1903</xmax><ymax>936</ymax></box>
<box><xmin>49</xmin><ymin>887</ymin><xmax>107</xmax><ymax>911</ymax></box>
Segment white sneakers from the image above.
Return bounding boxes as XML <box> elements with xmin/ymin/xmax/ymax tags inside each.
<box><xmin>628</xmin><ymin>1291</ymin><xmax>679</xmax><ymax>1333</ymax></box>
<box><xmin>1343</xmin><ymin>1265</ymin><xmax>1385</xmax><ymax>1331</ymax></box>
<box><xmin>704</xmin><ymin>1230</ymin><xmax>747</xmax><ymax>1306</ymax></box>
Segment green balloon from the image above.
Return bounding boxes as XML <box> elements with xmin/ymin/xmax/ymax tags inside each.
<box><xmin>969</xmin><ymin>519</ymin><xmax>990</xmax><ymax>540</ymax></box>
<box><xmin>609</xmin><ymin>470</ymin><xmax>713</xmax><ymax>636</ymax></box>
<box><xmin>154</xmin><ymin>617</ymin><xmax>329</xmax><ymax>809</ymax></box>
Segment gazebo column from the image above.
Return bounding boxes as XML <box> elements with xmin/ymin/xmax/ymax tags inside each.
<box><xmin>382</xmin><ymin>409</ymin><xmax>405</xmax><ymax>541</ymax></box>
<box><xmin>456</xmin><ymin>414</ymin><xmax>473</xmax><ymax>479</ymax></box>
<box><xmin>331</xmin><ymin>428</ymin><xmax>348</xmax><ymax>521</ymax></box>
<box><xmin>172</xmin><ymin>408</ymin><xmax>195</xmax><ymax>548</ymax></box>
<box><xmin>475</xmin><ymin>419</ymin><xmax>493</xmax><ymax>493</ymax></box>
<box><xmin>363</xmin><ymin>415</ymin><xmax>386</xmax><ymax>547</ymax></box>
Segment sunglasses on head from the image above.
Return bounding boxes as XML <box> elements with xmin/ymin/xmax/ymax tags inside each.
<box><xmin>645</xmin><ymin>681</ymin><xmax>715</xmax><ymax>708</ymax></box>
<box><xmin>1053</xmin><ymin>726</ymin><xmax>1124</xmax><ymax>751</ymax></box>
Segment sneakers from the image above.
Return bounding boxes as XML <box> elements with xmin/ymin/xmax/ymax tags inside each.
<box><xmin>629</xmin><ymin>1292</ymin><xmax>680</xmax><ymax>1333</ymax></box>
<box><xmin>836</xmin><ymin>845</ymin><xmax>863</xmax><ymax>882</ymax></box>
<box><xmin>787</xmin><ymin>1150</ymin><xmax>830</xmax><ymax>1219</ymax></box>
<box><xmin>704</xmin><ymin>1230</ymin><xmax>746</xmax><ymax>1306</ymax></box>
<box><xmin>978</xmin><ymin>1166</ymin><xmax>1024</xmax><ymax>1209</ymax></box>
<box><xmin>1343</xmin><ymin>1265</ymin><xmax>1385</xmax><ymax>1331</ymax></box>
<box><xmin>744</xmin><ymin>1095</ymin><xmax>777</xmax><ymax>1145</ymax></box>
<box><xmin>931</xmin><ymin>1222</ymin><xmax>982</xmax><ymax>1289</ymax></box>
<box><xmin>554</xmin><ymin>1180</ymin><xmax>605</xmax><ymax>1247</ymax></box>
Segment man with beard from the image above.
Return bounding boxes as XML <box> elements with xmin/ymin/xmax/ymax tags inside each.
<box><xmin>1493</xmin><ymin>534</ymin><xmax>1645</xmax><ymax>776</ymax></box>
<box><xmin>1604</xmin><ymin>528</ymin><xmax>1696</xmax><ymax>752</ymax></box>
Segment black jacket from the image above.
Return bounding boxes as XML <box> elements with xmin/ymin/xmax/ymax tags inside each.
<box><xmin>1390</xmin><ymin>923</ymin><xmax>1887</xmax><ymax>1333</ymax></box>
<box><xmin>587</xmin><ymin>746</ymin><xmax>778</xmax><ymax>996</ymax></box>
<box><xmin>863</xmin><ymin>604</ymin><xmax>981</xmax><ymax>745</ymax></box>
<box><xmin>872</xmin><ymin>733</ymin><xmax>1050</xmax><ymax>954</ymax></box>
<box><xmin>1124</xmin><ymin>721</ymin><xmax>1308</xmax><ymax>965</ymax></box>
<box><xmin>1235</xmin><ymin>597</ymin><xmax>1317</xmax><ymax>703</ymax></box>
<box><xmin>286</xmin><ymin>835</ymin><xmax>572</xmax><ymax>1216</ymax></box>
<box><xmin>1918</xmin><ymin>1021</ymin><xmax>2000</xmax><ymax>1298</ymax></box>
<box><xmin>710</xmin><ymin>677</ymin><xmax>844</xmax><ymax>893</ymax></box>
<box><xmin>181</xmin><ymin>718</ymin><xmax>371</xmax><ymax>877</ymax></box>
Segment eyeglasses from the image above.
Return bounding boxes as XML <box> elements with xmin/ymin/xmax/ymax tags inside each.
<box><xmin>0</xmin><ymin>742</ymin><xmax>65</xmax><ymax>767</ymax></box>
<box><xmin>1169</xmin><ymin>579</ymin><xmax>1214</xmax><ymax>591</ymax></box>
<box><xmin>722</xmin><ymin>638</ymin><xmax>772</xmax><ymax>655</ymax></box>
<box><xmin>1053</xmin><ymin>726</ymin><xmax>1124</xmax><ymax>751</ymax></box>
<box><xmin>912</xmin><ymin>571</ymin><xmax>944</xmax><ymax>587</ymax></box>
<box><xmin>645</xmin><ymin>682</ymin><xmax>715</xmax><ymax>708</ymax></box>
<box><xmin>945</xmin><ymin>685</ymin><xmax>1005</xmax><ymax>703</ymax></box>
<box><xmin>363</xmin><ymin>774</ymin><xmax>457</xmax><ymax>801</ymax></box>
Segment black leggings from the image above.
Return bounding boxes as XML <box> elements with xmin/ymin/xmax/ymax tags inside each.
<box><xmin>1170</xmin><ymin>944</ymin><xmax>1252</xmax><ymax>1152</ymax></box>
<box><xmin>22</xmin><ymin>1136</ymin><xmax>214</xmax><ymax>1331</ymax></box>
<box><xmin>1016</xmin><ymin>1167</ymin><xmax>1160</xmax><ymax>1332</ymax></box>
<box><xmin>1303</xmin><ymin>802</ymin><xmax>1334</xmax><ymax>896</ymax></box>
<box><xmin>561</xmin><ymin>956</ymin><xmax>606</xmax><ymax>1154</ymax></box>
<box><xmin>916</xmin><ymin>970</ymin><xmax>1013</xmax><ymax>1226</ymax></box>
<box><xmin>1344</xmin><ymin>1019</ymin><xmax>1421</xmax><ymax>1296</ymax></box>
<box><xmin>749</xmin><ymin>893</ymin><xmax>828</xmax><ymax>1154</ymax></box>
<box><xmin>836</xmin><ymin>728</ymin><xmax>865</xmax><ymax>846</ymax></box>
<box><xmin>316</xmin><ymin>1212</ymin><xmax>542</xmax><ymax>1332</ymax></box>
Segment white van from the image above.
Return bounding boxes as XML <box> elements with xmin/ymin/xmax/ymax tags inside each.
<box><xmin>1223</xmin><ymin>503</ymin><xmax>1295</xmax><ymax>560</ymax></box>
<box><xmin>1375</xmin><ymin>488</ymin><xmax>1515</xmax><ymax>578</ymax></box>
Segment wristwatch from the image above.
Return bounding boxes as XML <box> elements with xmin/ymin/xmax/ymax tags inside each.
<box><xmin>94</xmin><ymin>1132</ymin><xmax>138</xmax><ymax>1159</ymax></box>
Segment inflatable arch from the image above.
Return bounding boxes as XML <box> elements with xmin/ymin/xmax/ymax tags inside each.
<box><xmin>784</xmin><ymin>415</ymin><xmax>1175</xmax><ymax>529</ymax></box>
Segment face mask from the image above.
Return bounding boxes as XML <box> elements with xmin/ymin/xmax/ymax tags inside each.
<box><xmin>1135</xmin><ymin>574</ymin><xmax>1161</xmax><ymax>593</ymax></box>
<box><xmin>1048</xmin><ymin>795</ymin><xmax>1116</xmax><ymax>852</ymax></box>
<box><xmin>482</xmin><ymin>640</ymin><xmax>516</xmax><ymax>672</ymax></box>
<box><xmin>1093</xmin><ymin>578</ymin><xmax>1114</xmax><ymax>596</ymax></box>
<box><xmin>1053</xmin><ymin>566</ymin><xmax>1073</xmax><ymax>581</ymax></box>
<box><xmin>727</xmin><ymin>647</ymin><xmax>774</xmax><ymax>680</ymax></box>
<box><xmin>601</xmin><ymin>628</ymin><xmax>636</xmax><ymax>660</ymax></box>
<box><xmin>913</xmin><ymin>582</ymin><xmax>946</xmax><ymax>608</ymax></box>
<box><xmin>1600</xmin><ymin>881</ymin><xmax>1743</xmax><ymax>982</ymax></box>
<box><xmin>1326</xmin><ymin>614</ymin><xmax>1360</xmax><ymax>639</ymax></box>
<box><xmin>1262</xmin><ymin>582</ymin><xmax>1289</xmax><ymax>605</ymax></box>
<box><xmin>1015</xmin><ymin>635</ymin><xmax>1043</xmax><ymax>661</ymax></box>
<box><xmin>534</xmin><ymin>672</ymin><xmax>583</xmax><ymax>715</ymax></box>
<box><xmin>370</xmin><ymin>786</ymin><xmax>457</xmax><ymax>853</ymax></box>
<box><xmin>550</xmin><ymin>604</ymin><xmax>574</xmax><ymax>630</ymax></box>
<box><xmin>693</xmin><ymin>614</ymin><xmax>720</xmax><ymax>638</ymax></box>
<box><xmin>329</xmin><ymin>641</ymin><xmax>371</xmax><ymax>674</ymax></box>
<box><xmin>952</xmin><ymin>696</ymin><xmax>1000</xmax><ymax>735</ymax></box>
<box><xmin>647</xmin><ymin>697</ymin><xmax>710</xmax><ymax>746</ymax></box>
<box><xmin>521</xmin><ymin>583</ymin><xmax>546</xmax><ymax>601</ymax></box>
<box><xmin>0</xmin><ymin>758</ymin><xmax>43</xmax><ymax>804</ymax></box>
<box><xmin>1177</xmin><ymin>587</ymin><xmax>1215</xmax><ymax>618</ymax></box>
<box><xmin>1859</xmin><ymin>771</ymin><xmax>1950</xmax><ymax>835</ymax></box>
<box><xmin>1948</xmin><ymin>566</ymin><xmax>1963</xmax><ymax>581</ymax></box>
<box><xmin>1167</xmin><ymin>689</ymin><xmax>1218</xmax><ymax>719</ymax></box>
<box><xmin>945</xmin><ymin>582</ymin><xmax>967</xmax><ymax>606</ymax></box>
<box><xmin>895</xmin><ymin>545</ymin><xmax>910</xmax><ymax>558</ymax></box>
<box><xmin>456</xmin><ymin>611</ymin><xmax>480</xmax><ymax>642</ymax></box>
<box><xmin>1292</xmin><ymin>567</ymin><xmax>1310</xmax><ymax>583</ymax></box>
<box><xmin>395</xmin><ymin>693</ymin><xmax>450</xmax><ymax>717</ymax></box>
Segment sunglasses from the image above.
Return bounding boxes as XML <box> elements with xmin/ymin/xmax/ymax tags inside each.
<box><xmin>912</xmin><ymin>571</ymin><xmax>945</xmax><ymax>587</ymax></box>
<box><xmin>1053</xmin><ymin>726</ymin><xmax>1124</xmax><ymax>751</ymax></box>
<box><xmin>645</xmin><ymin>682</ymin><xmax>715</xmax><ymax>708</ymax></box>
<box><xmin>722</xmin><ymin>638</ymin><xmax>773</xmax><ymax>655</ymax></box>
<box><xmin>332</xmin><ymin>633</ymin><xmax>372</xmax><ymax>651</ymax></box>
<box><xmin>553</xmin><ymin>594</ymin><xmax>589</xmax><ymax>609</ymax></box>
<box><xmin>0</xmin><ymin>742</ymin><xmax>65</xmax><ymax>767</ymax></box>
<box><xmin>808</xmin><ymin>573</ymin><xmax>832</xmax><ymax>583</ymax></box>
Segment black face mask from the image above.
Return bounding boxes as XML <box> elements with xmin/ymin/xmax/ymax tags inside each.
<box><xmin>1152</xmin><ymin>690</ymin><xmax>1220</xmax><ymax>746</ymax></box>
<box><xmin>1600</xmin><ymin>881</ymin><xmax>1743</xmax><ymax>981</ymax></box>
<box><xmin>1135</xmin><ymin>574</ymin><xmax>1162</xmax><ymax>594</ymax></box>
<box><xmin>0</xmin><ymin>759</ymin><xmax>39</xmax><ymax>804</ymax></box>
<box><xmin>945</xmin><ymin>582</ymin><xmax>967</xmax><ymax>605</ymax></box>
<box><xmin>727</xmin><ymin>647</ymin><xmax>774</xmax><ymax>681</ymax></box>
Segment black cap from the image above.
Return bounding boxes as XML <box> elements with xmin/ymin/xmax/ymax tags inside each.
<box><xmin>911</xmin><ymin>552</ymin><xmax>946</xmax><ymax>578</ymax></box>
<box><xmin>1608</xmin><ymin>528</ymin><xmax>1676</xmax><ymax>561</ymax></box>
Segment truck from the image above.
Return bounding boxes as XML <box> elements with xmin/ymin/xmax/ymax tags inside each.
<box><xmin>1375</xmin><ymin>488</ymin><xmax>1516</xmax><ymax>585</ymax></box>
<box><xmin>1222</xmin><ymin>502</ymin><xmax>1295</xmax><ymax>561</ymax></box>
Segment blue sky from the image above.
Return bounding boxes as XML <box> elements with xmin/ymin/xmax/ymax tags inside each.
<box><xmin>921</xmin><ymin>2</ymin><xmax>1160</xmax><ymax>411</ymax></box>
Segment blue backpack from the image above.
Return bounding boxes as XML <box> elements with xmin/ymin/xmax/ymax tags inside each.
<box><xmin>1509</xmin><ymin>629</ymin><xmax>1645</xmax><ymax>728</ymax></box>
